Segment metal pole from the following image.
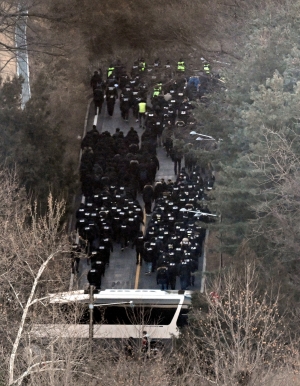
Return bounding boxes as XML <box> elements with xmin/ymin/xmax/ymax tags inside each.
<box><xmin>89</xmin><ymin>285</ymin><xmax>94</xmax><ymax>355</ymax></box>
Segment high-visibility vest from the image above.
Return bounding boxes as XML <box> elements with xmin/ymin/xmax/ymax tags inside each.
<box><xmin>204</xmin><ymin>64</ymin><xmax>210</xmax><ymax>74</ymax></box>
<box><xmin>139</xmin><ymin>102</ymin><xmax>147</xmax><ymax>113</ymax></box>
<box><xmin>153</xmin><ymin>86</ymin><xmax>161</xmax><ymax>97</ymax></box>
<box><xmin>107</xmin><ymin>67</ymin><xmax>115</xmax><ymax>77</ymax></box>
<box><xmin>139</xmin><ymin>62</ymin><xmax>146</xmax><ymax>71</ymax></box>
<box><xmin>177</xmin><ymin>61</ymin><xmax>185</xmax><ymax>71</ymax></box>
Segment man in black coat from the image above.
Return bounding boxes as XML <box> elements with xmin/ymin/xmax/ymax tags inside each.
<box><xmin>87</xmin><ymin>268</ymin><xmax>101</xmax><ymax>290</ymax></box>
<box><xmin>142</xmin><ymin>183</ymin><xmax>154</xmax><ymax>216</ymax></box>
<box><xmin>93</xmin><ymin>85</ymin><xmax>104</xmax><ymax>115</ymax></box>
<box><xmin>90</xmin><ymin>70</ymin><xmax>102</xmax><ymax>90</ymax></box>
<box><xmin>156</xmin><ymin>266</ymin><xmax>169</xmax><ymax>290</ymax></box>
<box><xmin>132</xmin><ymin>230</ymin><xmax>145</xmax><ymax>265</ymax></box>
<box><xmin>106</xmin><ymin>82</ymin><xmax>118</xmax><ymax>117</ymax></box>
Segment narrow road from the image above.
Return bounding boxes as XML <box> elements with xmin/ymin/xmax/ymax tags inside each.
<box><xmin>76</xmin><ymin>96</ymin><xmax>204</xmax><ymax>291</ymax></box>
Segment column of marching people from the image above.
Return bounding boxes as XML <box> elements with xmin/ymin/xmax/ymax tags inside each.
<box><xmin>72</xmin><ymin>57</ymin><xmax>215</xmax><ymax>290</ymax></box>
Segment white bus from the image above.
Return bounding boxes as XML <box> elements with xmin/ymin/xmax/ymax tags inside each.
<box><xmin>31</xmin><ymin>289</ymin><xmax>191</xmax><ymax>340</ymax></box>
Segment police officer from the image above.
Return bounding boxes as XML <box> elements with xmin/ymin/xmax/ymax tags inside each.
<box><xmin>93</xmin><ymin>84</ymin><xmax>104</xmax><ymax>115</ymax></box>
<box><xmin>132</xmin><ymin>230</ymin><xmax>145</xmax><ymax>265</ymax></box>
<box><xmin>139</xmin><ymin>58</ymin><xmax>146</xmax><ymax>73</ymax></box>
<box><xmin>120</xmin><ymin>91</ymin><xmax>131</xmax><ymax>122</ymax></box>
<box><xmin>142</xmin><ymin>182</ymin><xmax>154</xmax><ymax>216</ymax></box>
<box><xmin>106</xmin><ymin>81</ymin><xmax>118</xmax><ymax>117</ymax></box>
<box><xmin>161</xmin><ymin>124</ymin><xmax>173</xmax><ymax>158</ymax></box>
<box><xmin>87</xmin><ymin>268</ymin><xmax>101</xmax><ymax>290</ymax></box>
<box><xmin>164</xmin><ymin>60</ymin><xmax>172</xmax><ymax>79</ymax></box>
<box><xmin>126</xmin><ymin>127</ymin><xmax>139</xmax><ymax>146</ymax></box>
<box><xmin>143</xmin><ymin>241</ymin><xmax>155</xmax><ymax>274</ymax></box>
<box><xmin>138</xmin><ymin>99</ymin><xmax>147</xmax><ymax>129</ymax></box>
<box><xmin>177</xmin><ymin>58</ymin><xmax>186</xmax><ymax>73</ymax></box>
<box><xmin>168</xmin><ymin>260</ymin><xmax>178</xmax><ymax>290</ymax></box>
<box><xmin>107</xmin><ymin>64</ymin><xmax>115</xmax><ymax>79</ymax></box>
<box><xmin>131</xmin><ymin>61</ymin><xmax>139</xmax><ymax>78</ymax></box>
<box><xmin>153</xmin><ymin>58</ymin><xmax>161</xmax><ymax>70</ymax></box>
<box><xmin>152</xmin><ymin>83</ymin><xmax>161</xmax><ymax>99</ymax></box>
<box><xmin>171</xmin><ymin>146</ymin><xmax>183</xmax><ymax>175</ymax></box>
<box><xmin>90</xmin><ymin>70</ymin><xmax>102</xmax><ymax>90</ymax></box>
<box><xmin>156</xmin><ymin>266</ymin><xmax>169</xmax><ymax>290</ymax></box>
<box><xmin>178</xmin><ymin>259</ymin><xmax>191</xmax><ymax>290</ymax></box>
<box><xmin>203</xmin><ymin>62</ymin><xmax>211</xmax><ymax>75</ymax></box>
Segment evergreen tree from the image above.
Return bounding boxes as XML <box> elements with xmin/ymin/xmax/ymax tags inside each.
<box><xmin>0</xmin><ymin>75</ymin><xmax>75</xmax><ymax>210</ymax></box>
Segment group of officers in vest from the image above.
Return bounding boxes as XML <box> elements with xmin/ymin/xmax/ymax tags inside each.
<box><xmin>142</xmin><ymin>168</ymin><xmax>211</xmax><ymax>291</ymax></box>
<box><xmin>90</xmin><ymin>57</ymin><xmax>211</xmax><ymax>125</ymax></box>
<box><xmin>83</xmin><ymin>57</ymin><xmax>213</xmax><ymax>290</ymax></box>
<box><xmin>79</xmin><ymin>166</ymin><xmax>211</xmax><ymax>291</ymax></box>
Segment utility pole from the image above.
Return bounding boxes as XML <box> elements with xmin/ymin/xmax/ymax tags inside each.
<box><xmin>220</xmin><ymin>214</ymin><xmax>223</xmax><ymax>269</ymax></box>
<box><xmin>89</xmin><ymin>285</ymin><xmax>95</xmax><ymax>356</ymax></box>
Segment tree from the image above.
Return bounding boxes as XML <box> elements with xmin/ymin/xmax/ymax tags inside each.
<box><xmin>179</xmin><ymin>262</ymin><xmax>296</xmax><ymax>386</ymax></box>
<box><xmin>0</xmin><ymin>0</ymin><xmax>74</xmax><ymax>75</ymax></box>
<box><xmin>190</xmin><ymin>0</ymin><xmax>300</xmax><ymax>262</ymax></box>
<box><xmin>0</xmin><ymin>75</ymin><xmax>77</xmax><ymax>210</ymax></box>
<box><xmin>0</xmin><ymin>168</ymin><xmax>71</xmax><ymax>384</ymax></box>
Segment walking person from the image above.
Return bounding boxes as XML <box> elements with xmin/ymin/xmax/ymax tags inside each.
<box><xmin>171</xmin><ymin>146</ymin><xmax>183</xmax><ymax>175</ymax></box>
<box><xmin>90</xmin><ymin>70</ymin><xmax>102</xmax><ymax>90</ymax></box>
<box><xmin>106</xmin><ymin>81</ymin><xmax>118</xmax><ymax>117</ymax></box>
<box><xmin>93</xmin><ymin>85</ymin><xmax>104</xmax><ymax>115</ymax></box>
<box><xmin>156</xmin><ymin>266</ymin><xmax>169</xmax><ymax>290</ymax></box>
<box><xmin>142</xmin><ymin>182</ymin><xmax>154</xmax><ymax>216</ymax></box>
<box><xmin>138</xmin><ymin>99</ymin><xmax>147</xmax><ymax>129</ymax></box>
<box><xmin>132</xmin><ymin>231</ymin><xmax>145</xmax><ymax>265</ymax></box>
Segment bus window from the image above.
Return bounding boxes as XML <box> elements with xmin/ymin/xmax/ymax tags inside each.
<box><xmin>93</xmin><ymin>306</ymin><xmax>178</xmax><ymax>325</ymax></box>
<box><xmin>49</xmin><ymin>304</ymin><xmax>179</xmax><ymax>326</ymax></box>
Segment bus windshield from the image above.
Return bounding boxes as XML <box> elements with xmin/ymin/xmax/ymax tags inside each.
<box><xmin>52</xmin><ymin>303</ymin><xmax>179</xmax><ymax>325</ymax></box>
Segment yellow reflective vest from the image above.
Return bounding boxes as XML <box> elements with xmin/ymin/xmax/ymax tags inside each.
<box><xmin>204</xmin><ymin>64</ymin><xmax>210</xmax><ymax>74</ymax></box>
<box><xmin>153</xmin><ymin>85</ymin><xmax>161</xmax><ymax>97</ymax></box>
<box><xmin>177</xmin><ymin>61</ymin><xmax>185</xmax><ymax>71</ymax></box>
<box><xmin>107</xmin><ymin>67</ymin><xmax>115</xmax><ymax>78</ymax></box>
<box><xmin>139</xmin><ymin>101</ymin><xmax>147</xmax><ymax>113</ymax></box>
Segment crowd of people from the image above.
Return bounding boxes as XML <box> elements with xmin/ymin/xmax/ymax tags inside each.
<box><xmin>90</xmin><ymin>57</ymin><xmax>211</xmax><ymax>125</ymax></box>
<box><xmin>138</xmin><ymin>168</ymin><xmax>212</xmax><ymax>290</ymax></box>
<box><xmin>74</xmin><ymin>57</ymin><xmax>215</xmax><ymax>291</ymax></box>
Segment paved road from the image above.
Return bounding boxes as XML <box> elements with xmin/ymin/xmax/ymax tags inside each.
<box><xmin>76</xmin><ymin>97</ymin><xmax>203</xmax><ymax>291</ymax></box>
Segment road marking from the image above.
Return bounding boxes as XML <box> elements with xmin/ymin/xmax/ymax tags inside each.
<box><xmin>134</xmin><ymin>263</ymin><xmax>141</xmax><ymax>289</ymax></box>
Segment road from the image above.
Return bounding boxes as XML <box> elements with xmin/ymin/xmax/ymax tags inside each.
<box><xmin>75</xmin><ymin>96</ymin><xmax>204</xmax><ymax>292</ymax></box>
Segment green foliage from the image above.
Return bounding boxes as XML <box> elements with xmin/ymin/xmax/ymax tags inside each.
<box><xmin>0</xmin><ymin>75</ymin><xmax>75</xmax><ymax>210</ymax></box>
<box><xmin>190</xmin><ymin>0</ymin><xmax>300</xmax><ymax>263</ymax></box>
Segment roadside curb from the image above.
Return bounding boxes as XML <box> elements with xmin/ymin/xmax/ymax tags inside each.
<box><xmin>68</xmin><ymin>98</ymin><xmax>93</xmax><ymax>291</ymax></box>
<box><xmin>200</xmin><ymin>229</ymin><xmax>209</xmax><ymax>293</ymax></box>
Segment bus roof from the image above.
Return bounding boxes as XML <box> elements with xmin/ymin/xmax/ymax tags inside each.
<box><xmin>47</xmin><ymin>289</ymin><xmax>192</xmax><ymax>306</ymax></box>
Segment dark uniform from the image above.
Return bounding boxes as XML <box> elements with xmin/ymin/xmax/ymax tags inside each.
<box><xmin>156</xmin><ymin>266</ymin><xmax>169</xmax><ymax>290</ymax></box>
<box><xmin>106</xmin><ymin>83</ymin><xmax>118</xmax><ymax>117</ymax></box>
<box><xmin>93</xmin><ymin>85</ymin><xmax>104</xmax><ymax>115</ymax></box>
<box><xmin>90</xmin><ymin>71</ymin><xmax>102</xmax><ymax>90</ymax></box>
<box><xmin>142</xmin><ymin>183</ymin><xmax>154</xmax><ymax>215</ymax></box>
<box><xmin>132</xmin><ymin>231</ymin><xmax>145</xmax><ymax>265</ymax></box>
<box><xmin>87</xmin><ymin>269</ymin><xmax>101</xmax><ymax>290</ymax></box>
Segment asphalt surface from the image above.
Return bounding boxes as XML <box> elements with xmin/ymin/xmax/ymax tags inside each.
<box><xmin>76</xmin><ymin>96</ymin><xmax>203</xmax><ymax>291</ymax></box>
